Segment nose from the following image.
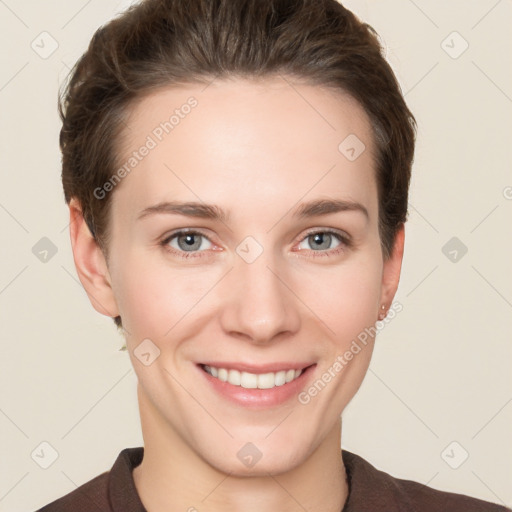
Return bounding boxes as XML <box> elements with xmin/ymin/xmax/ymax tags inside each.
<box><xmin>218</xmin><ymin>247</ymin><xmax>301</xmax><ymax>345</ymax></box>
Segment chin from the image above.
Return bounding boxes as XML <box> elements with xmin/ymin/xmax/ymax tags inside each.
<box><xmin>208</xmin><ymin>449</ymin><xmax>303</xmax><ymax>478</ymax></box>
<box><xmin>194</xmin><ymin>430</ymin><xmax>312</xmax><ymax>478</ymax></box>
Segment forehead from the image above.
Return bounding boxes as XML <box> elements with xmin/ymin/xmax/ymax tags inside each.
<box><xmin>112</xmin><ymin>76</ymin><xmax>378</xmax><ymax>219</ymax></box>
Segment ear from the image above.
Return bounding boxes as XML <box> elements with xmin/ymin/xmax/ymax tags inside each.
<box><xmin>68</xmin><ymin>198</ymin><xmax>120</xmax><ymax>318</ymax></box>
<box><xmin>379</xmin><ymin>223</ymin><xmax>405</xmax><ymax>315</ymax></box>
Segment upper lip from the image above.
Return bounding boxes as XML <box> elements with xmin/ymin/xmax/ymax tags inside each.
<box><xmin>199</xmin><ymin>362</ymin><xmax>315</xmax><ymax>374</ymax></box>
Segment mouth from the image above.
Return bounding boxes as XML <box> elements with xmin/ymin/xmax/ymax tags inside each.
<box><xmin>199</xmin><ymin>363</ymin><xmax>311</xmax><ymax>389</ymax></box>
<box><xmin>197</xmin><ymin>361</ymin><xmax>316</xmax><ymax>408</ymax></box>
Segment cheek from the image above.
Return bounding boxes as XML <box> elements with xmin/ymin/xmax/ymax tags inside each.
<box><xmin>111</xmin><ymin>242</ymin><xmax>383</xmax><ymax>347</ymax></box>
<box><xmin>110</xmin><ymin>249</ymin><xmax>223</xmax><ymax>338</ymax></box>
<box><xmin>295</xmin><ymin>255</ymin><xmax>383</xmax><ymax>341</ymax></box>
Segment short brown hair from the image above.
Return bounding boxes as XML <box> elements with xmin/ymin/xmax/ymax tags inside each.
<box><xmin>59</xmin><ymin>0</ymin><xmax>416</xmax><ymax>329</ymax></box>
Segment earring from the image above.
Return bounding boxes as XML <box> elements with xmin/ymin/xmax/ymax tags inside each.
<box><xmin>379</xmin><ymin>304</ymin><xmax>386</xmax><ymax>320</ymax></box>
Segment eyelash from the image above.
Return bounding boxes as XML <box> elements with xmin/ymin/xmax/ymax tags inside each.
<box><xmin>159</xmin><ymin>228</ymin><xmax>351</xmax><ymax>260</ymax></box>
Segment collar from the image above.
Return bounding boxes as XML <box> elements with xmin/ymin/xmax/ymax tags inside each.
<box><xmin>108</xmin><ymin>447</ymin><xmax>414</xmax><ymax>512</ymax></box>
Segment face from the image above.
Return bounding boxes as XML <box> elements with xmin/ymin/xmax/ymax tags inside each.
<box><xmin>76</xmin><ymin>76</ymin><xmax>403</xmax><ymax>476</ymax></box>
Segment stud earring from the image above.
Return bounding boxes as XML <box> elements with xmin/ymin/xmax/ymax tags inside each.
<box><xmin>379</xmin><ymin>304</ymin><xmax>386</xmax><ymax>320</ymax></box>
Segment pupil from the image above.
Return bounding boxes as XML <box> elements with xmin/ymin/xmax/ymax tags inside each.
<box><xmin>178</xmin><ymin>234</ymin><xmax>201</xmax><ymax>251</ymax></box>
<box><xmin>311</xmin><ymin>233</ymin><xmax>331</xmax><ymax>250</ymax></box>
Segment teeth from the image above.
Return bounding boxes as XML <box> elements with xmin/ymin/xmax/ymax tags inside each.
<box><xmin>203</xmin><ymin>365</ymin><xmax>304</xmax><ymax>389</ymax></box>
<box><xmin>241</xmin><ymin>371</ymin><xmax>258</xmax><ymax>388</ymax></box>
<box><xmin>228</xmin><ymin>369</ymin><xmax>241</xmax><ymax>386</ymax></box>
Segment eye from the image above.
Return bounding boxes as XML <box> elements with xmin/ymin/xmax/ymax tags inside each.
<box><xmin>160</xmin><ymin>228</ymin><xmax>350</xmax><ymax>259</ymax></box>
<box><xmin>296</xmin><ymin>229</ymin><xmax>350</xmax><ymax>256</ymax></box>
<box><xmin>161</xmin><ymin>229</ymin><xmax>213</xmax><ymax>257</ymax></box>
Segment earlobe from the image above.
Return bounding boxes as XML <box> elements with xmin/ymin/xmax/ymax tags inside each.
<box><xmin>68</xmin><ymin>199</ymin><xmax>120</xmax><ymax>318</ymax></box>
<box><xmin>379</xmin><ymin>224</ymin><xmax>405</xmax><ymax>316</ymax></box>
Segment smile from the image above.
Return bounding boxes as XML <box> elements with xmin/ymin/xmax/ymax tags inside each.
<box><xmin>201</xmin><ymin>364</ymin><xmax>304</xmax><ymax>389</ymax></box>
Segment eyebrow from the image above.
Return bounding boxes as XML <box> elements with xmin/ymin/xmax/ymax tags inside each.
<box><xmin>137</xmin><ymin>198</ymin><xmax>369</xmax><ymax>222</ymax></box>
<box><xmin>294</xmin><ymin>198</ymin><xmax>368</xmax><ymax>220</ymax></box>
<box><xmin>137</xmin><ymin>201</ymin><xmax>229</xmax><ymax>222</ymax></box>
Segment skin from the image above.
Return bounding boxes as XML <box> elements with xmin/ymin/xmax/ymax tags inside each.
<box><xmin>69</xmin><ymin>76</ymin><xmax>405</xmax><ymax>512</ymax></box>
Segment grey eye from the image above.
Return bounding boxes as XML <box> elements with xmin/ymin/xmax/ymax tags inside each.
<box><xmin>167</xmin><ymin>232</ymin><xmax>213</xmax><ymax>252</ymax></box>
<box><xmin>298</xmin><ymin>232</ymin><xmax>342</xmax><ymax>252</ymax></box>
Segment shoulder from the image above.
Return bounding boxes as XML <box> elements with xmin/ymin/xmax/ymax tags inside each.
<box><xmin>34</xmin><ymin>447</ymin><xmax>145</xmax><ymax>512</ymax></box>
<box><xmin>34</xmin><ymin>471</ymin><xmax>110</xmax><ymax>512</ymax></box>
<box><xmin>342</xmin><ymin>450</ymin><xmax>510</xmax><ymax>512</ymax></box>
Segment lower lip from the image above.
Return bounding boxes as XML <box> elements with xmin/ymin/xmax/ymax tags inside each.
<box><xmin>197</xmin><ymin>364</ymin><xmax>316</xmax><ymax>409</ymax></box>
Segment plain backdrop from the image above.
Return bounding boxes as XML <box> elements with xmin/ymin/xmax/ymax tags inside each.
<box><xmin>0</xmin><ymin>1</ymin><xmax>511</xmax><ymax>510</ymax></box>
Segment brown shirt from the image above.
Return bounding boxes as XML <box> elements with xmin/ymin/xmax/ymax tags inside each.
<box><xmin>35</xmin><ymin>447</ymin><xmax>509</xmax><ymax>511</ymax></box>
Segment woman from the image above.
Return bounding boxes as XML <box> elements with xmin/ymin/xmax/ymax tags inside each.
<box><xmin>37</xmin><ymin>0</ymin><xmax>509</xmax><ymax>510</ymax></box>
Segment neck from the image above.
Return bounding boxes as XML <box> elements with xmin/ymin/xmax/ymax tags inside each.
<box><xmin>132</xmin><ymin>385</ymin><xmax>349</xmax><ymax>512</ymax></box>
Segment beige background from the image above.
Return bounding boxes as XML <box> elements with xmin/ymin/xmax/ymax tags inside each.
<box><xmin>0</xmin><ymin>0</ymin><xmax>511</xmax><ymax>510</ymax></box>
